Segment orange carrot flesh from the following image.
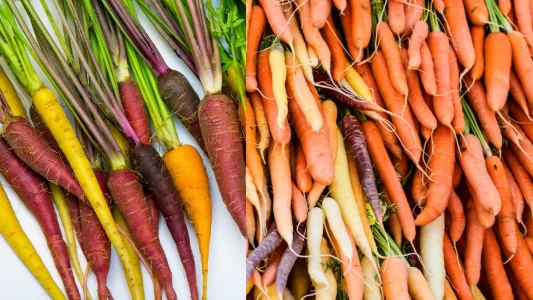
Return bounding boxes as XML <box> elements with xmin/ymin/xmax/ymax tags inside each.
<box><xmin>388</xmin><ymin>1</ymin><xmax>406</xmax><ymax>35</ymax></box>
<box><xmin>464</xmin><ymin>0</ymin><xmax>488</xmax><ymax>25</ymax></box>
<box><xmin>350</xmin><ymin>0</ymin><xmax>372</xmax><ymax>48</ymax></box>
<box><xmin>340</xmin><ymin>4</ymin><xmax>363</xmax><ymax>61</ymax></box>
<box><xmin>258</xmin><ymin>0</ymin><xmax>293</xmax><ymax>45</ymax></box>
<box><xmin>502</xmin><ymin>161</ymin><xmax>525</xmax><ymax>223</ymax></box>
<box><xmin>291</xmin><ymin>182</ymin><xmax>308</xmax><ymax>222</ymax></box>
<box><xmin>403</xmin><ymin>0</ymin><xmax>424</xmax><ymax>37</ymax></box>
<box><xmin>268</xmin><ymin>143</ymin><xmax>293</xmax><ymax>246</ymax></box>
<box><xmin>484</xmin><ymin>32</ymin><xmax>512</xmax><ymax>112</ymax></box>
<box><xmin>470</xmin><ymin>26</ymin><xmax>485</xmax><ymax>80</ymax></box>
<box><xmin>442</xmin><ymin>0</ymin><xmax>476</xmax><ymax>70</ymax></box>
<box><xmin>246</xmin><ymin>6</ymin><xmax>266</xmax><ymax>92</ymax></box>
<box><xmin>428</xmin><ymin>31</ymin><xmax>454</xmax><ymax>126</ymax></box>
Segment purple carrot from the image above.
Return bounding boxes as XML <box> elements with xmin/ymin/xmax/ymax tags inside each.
<box><xmin>343</xmin><ymin>114</ymin><xmax>384</xmax><ymax>224</ymax></box>
<box><xmin>199</xmin><ymin>94</ymin><xmax>246</xmax><ymax>236</ymax></box>
<box><xmin>145</xmin><ymin>190</ymin><xmax>160</xmax><ymax>233</ymax></box>
<box><xmin>0</xmin><ymin>138</ymin><xmax>81</xmax><ymax>300</ymax></box>
<box><xmin>29</xmin><ymin>105</ymin><xmax>66</xmax><ymax>162</ymax></box>
<box><xmin>130</xmin><ymin>144</ymin><xmax>198</xmax><ymax>300</ymax></box>
<box><xmin>276</xmin><ymin>223</ymin><xmax>306</xmax><ymax>297</ymax></box>
<box><xmin>246</xmin><ymin>222</ymin><xmax>282</xmax><ymax>280</ymax></box>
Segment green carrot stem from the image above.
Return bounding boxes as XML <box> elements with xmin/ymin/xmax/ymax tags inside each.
<box><xmin>461</xmin><ymin>98</ymin><xmax>492</xmax><ymax>156</ymax></box>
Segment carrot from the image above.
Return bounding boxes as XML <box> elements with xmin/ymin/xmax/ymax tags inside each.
<box><xmin>283</xmin><ymin>5</ymin><xmax>313</xmax><ymax>82</ymax></box>
<box><xmin>257</xmin><ymin>50</ymin><xmax>291</xmax><ymax>144</ymax></box>
<box><xmin>269</xmin><ymin>142</ymin><xmax>293</xmax><ymax>246</ymax></box>
<box><xmin>0</xmin><ymin>66</ymin><xmax>25</xmax><ymax>118</ymax></box>
<box><xmin>407</xmin><ymin>21</ymin><xmax>429</xmax><ymax>69</ymax></box>
<box><xmin>448</xmin><ymin>45</ymin><xmax>464</xmax><ymax>133</ymax></box>
<box><xmin>258</xmin><ymin>0</ymin><xmax>293</xmax><ymax>46</ymax></box>
<box><xmin>443</xmin><ymin>279</ymin><xmax>458</xmax><ymax>300</ymax></box>
<box><xmin>442</xmin><ymin>0</ymin><xmax>476</xmax><ymax>70</ymax></box>
<box><xmin>29</xmin><ymin>105</ymin><xmax>65</xmax><ymax>162</ymax></box>
<box><xmin>246</xmin><ymin>200</ymin><xmax>255</xmax><ymax>243</ymax></box>
<box><xmin>482</xmin><ymin>228</ymin><xmax>514</xmax><ymax>299</ymax></box>
<box><xmin>499</xmin><ymin>0</ymin><xmax>512</xmax><ymax>16</ymax></box>
<box><xmin>427</xmin><ymin>32</ymin><xmax>454</xmax><ymax>126</ymax></box>
<box><xmin>503</xmin><ymin>161</ymin><xmax>525</xmax><ymax>223</ymax></box>
<box><xmin>468</xmin><ymin>186</ymin><xmax>496</xmax><ymax>228</ymax></box>
<box><xmin>311</xmin><ymin>0</ymin><xmax>329</xmax><ymax>28</ymax></box>
<box><xmin>485</xmin><ymin>156</ymin><xmax>517</xmax><ymax>255</ymax></box>
<box><xmin>509</xmin><ymin>80</ymin><xmax>531</xmax><ymax>120</ymax></box>
<box><xmin>350</xmin><ymin>0</ymin><xmax>372</xmax><ymax>49</ymax></box>
<box><xmin>412</xmin><ymin>169</ymin><xmax>427</xmax><ymax>206</ymax></box>
<box><xmin>372</xmin><ymin>51</ymin><xmax>422</xmax><ymax>163</ymax></box>
<box><xmin>246</xmin><ymin>223</ymin><xmax>283</xmax><ymax>280</ymax></box>
<box><xmin>514</xmin><ymin>0</ymin><xmax>533</xmax><ymax>48</ymax></box>
<box><xmin>107</xmin><ymin>169</ymin><xmax>176</xmax><ymax>300</ymax></box>
<box><xmin>419</xmin><ymin>41</ymin><xmax>438</xmax><ymax>95</ymax></box>
<box><xmin>250</xmin><ymin>90</ymin><xmax>270</xmax><ymax>158</ymax></box>
<box><xmin>525</xmin><ymin>237</ymin><xmax>533</xmax><ymax>253</ymax></box>
<box><xmin>376</xmin><ymin>22</ymin><xmax>408</xmax><ymax>95</ymax></box>
<box><xmin>307</xmin><ymin>208</ymin><xmax>329</xmax><ymax>289</ymax></box>
<box><xmin>403</xmin><ymin>0</ymin><xmax>424</xmax><ymax>37</ymax></box>
<box><xmin>262</xmin><ymin>244</ymin><xmax>286</xmax><ymax>286</ymax></box>
<box><xmin>275</xmin><ymin>223</ymin><xmax>306</xmax><ymax>297</ymax></box>
<box><xmin>294</xmin><ymin>141</ymin><xmax>312</xmax><ymax>193</ymax></box>
<box><xmin>503</xmin><ymin>149</ymin><xmax>533</xmax><ymax>210</ymax></box>
<box><xmin>447</xmin><ymin>191</ymin><xmax>466</xmax><ymax>242</ymax></box>
<box><xmin>0</xmin><ymin>138</ymin><xmax>80</xmax><ymax>300</ymax></box>
<box><xmin>0</xmin><ymin>183</ymin><xmax>66</xmax><ymax>300</ymax></box>
<box><xmin>501</xmin><ymin>223</ymin><xmax>533</xmax><ymax>298</ymax></box>
<box><xmin>470</xmin><ymin>26</ymin><xmax>485</xmax><ymax>80</ymax></box>
<box><xmin>420</xmin><ymin>214</ymin><xmax>446</xmax><ymax>298</ymax></box>
<box><xmin>285</xmin><ymin>52</ymin><xmax>323</xmax><ymax>132</ymax></box>
<box><xmin>322</xmin><ymin>16</ymin><xmax>347</xmax><ymax>81</ymax></box>
<box><xmin>269</xmin><ymin>43</ymin><xmax>288</xmax><ymax>129</ymax></box>
<box><xmin>443</xmin><ymin>232</ymin><xmax>474</xmax><ymax>300</ymax></box>
<box><xmin>343</xmin><ymin>114</ymin><xmax>383</xmax><ymax>223</ymax></box>
<box><xmin>131</xmin><ymin>144</ymin><xmax>199</xmax><ymax>300</ymax></box>
<box><xmin>287</xmin><ymin>86</ymin><xmax>333</xmax><ymax>185</ymax></box>
<box><xmin>506</xmin><ymin>265</ymin><xmax>529</xmax><ymax>300</ymax></box>
<box><xmin>509</xmin><ymin>31</ymin><xmax>533</xmax><ymax>106</ymax></box>
<box><xmin>381</xmin><ymin>257</ymin><xmax>410</xmax><ymax>299</ymax></box>
<box><xmin>452</xmin><ymin>162</ymin><xmax>462</xmax><ymax>189</ymax></box>
<box><xmin>119</xmin><ymin>79</ymin><xmax>151</xmax><ymax>145</ymax></box>
<box><xmin>464</xmin><ymin>198</ymin><xmax>485</xmax><ymax>287</ymax></box>
<box><xmin>340</xmin><ymin>4</ymin><xmax>363</xmax><ymax>60</ymax></box>
<box><xmin>464</xmin><ymin>0</ymin><xmax>488</xmax><ymax>25</ymax></box>
<box><xmin>463</xmin><ymin>76</ymin><xmax>502</xmax><ymax>148</ymax></box>
<box><xmin>355</xmin><ymin>63</ymin><xmax>403</xmax><ymax>159</ymax></box>
<box><xmin>291</xmin><ymin>182</ymin><xmax>307</xmax><ymax>222</ymax></box>
<box><xmin>363</xmin><ymin>120</ymin><xmax>416</xmax><ymax>241</ymax></box>
<box><xmin>408</xmin><ymin>267</ymin><xmax>437</xmax><ymax>300</ymax></box>
<box><xmin>485</xmin><ymin>32</ymin><xmax>512</xmax><ymax>112</ymax></box>
<box><xmin>401</xmin><ymin>48</ymin><xmax>437</xmax><ymax>131</ymax></box>
<box><xmin>383</xmin><ymin>189</ymin><xmax>404</xmax><ymax>246</ymax></box>
<box><xmin>389</xmin><ymin>1</ymin><xmax>406</xmax><ymax>35</ymax></box>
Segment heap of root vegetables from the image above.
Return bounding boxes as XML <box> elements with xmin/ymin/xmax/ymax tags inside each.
<box><xmin>245</xmin><ymin>0</ymin><xmax>533</xmax><ymax>298</ymax></box>
<box><xmin>0</xmin><ymin>0</ymin><xmax>245</xmax><ymax>299</ymax></box>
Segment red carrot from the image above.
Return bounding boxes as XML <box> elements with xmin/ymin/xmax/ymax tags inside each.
<box><xmin>119</xmin><ymin>79</ymin><xmax>151</xmax><ymax>144</ymax></box>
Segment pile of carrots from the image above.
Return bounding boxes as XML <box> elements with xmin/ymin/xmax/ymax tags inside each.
<box><xmin>245</xmin><ymin>0</ymin><xmax>533</xmax><ymax>298</ymax></box>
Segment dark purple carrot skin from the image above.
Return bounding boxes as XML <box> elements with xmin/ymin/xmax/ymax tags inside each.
<box><xmin>199</xmin><ymin>93</ymin><xmax>246</xmax><ymax>236</ymax></box>
<box><xmin>343</xmin><ymin>115</ymin><xmax>383</xmax><ymax>223</ymax></box>
<box><xmin>246</xmin><ymin>222</ymin><xmax>282</xmax><ymax>280</ymax></box>
<box><xmin>146</xmin><ymin>191</ymin><xmax>160</xmax><ymax>233</ymax></box>
<box><xmin>82</xmin><ymin>169</ymin><xmax>111</xmax><ymax>300</ymax></box>
<box><xmin>0</xmin><ymin>138</ymin><xmax>81</xmax><ymax>300</ymax></box>
<box><xmin>276</xmin><ymin>223</ymin><xmax>306</xmax><ymax>295</ymax></box>
<box><xmin>119</xmin><ymin>79</ymin><xmax>152</xmax><ymax>145</ymax></box>
<box><xmin>2</xmin><ymin>117</ymin><xmax>84</xmax><ymax>200</ymax></box>
<box><xmin>130</xmin><ymin>144</ymin><xmax>198</xmax><ymax>300</ymax></box>
<box><xmin>313</xmin><ymin>72</ymin><xmax>384</xmax><ymax>112</ymax></box>
<box><xmin>29</xmin><ymin>105</ymin><xmax>66</xmax><ymax>162</ymax></box>
<box><xmin>158</xmin><ymin>70</ymin><xmax>205</xmax><ymax>151</ymax></box>
<box><xmin>107</xmin><ymin>169</ymin><xmax>177</xmax><ymax>300</ymax></box>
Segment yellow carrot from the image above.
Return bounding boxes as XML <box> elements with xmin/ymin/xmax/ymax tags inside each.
<box><xmin>345</xmin><ymin>63</ymin><xmax>374</xmax><ymax>103</ymax></box>
<box><xmin>0</xmin><ymin>65</ymin><xmax>26</xmax><ymax>119</ymax></box>
<box><xmin>0</xmin><ymin>183</ymin><xmax>65</xmax><ymax>300</ymax></box>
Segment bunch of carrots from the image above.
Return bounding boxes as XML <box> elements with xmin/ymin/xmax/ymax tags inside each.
<box><xmin>0</xmin><ymin>0</ymin><xmax>245</xmax><ymax>299</ymax></box>
<box><xmin>246</xmin><ymin>0</ymin><xmax>533</xmax><ymax>298</ymax></box>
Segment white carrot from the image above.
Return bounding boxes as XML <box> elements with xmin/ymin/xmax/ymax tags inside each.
<box><xmin>322</xmin><ymin>197</ymin><xmax>353</xmax><ymax>260</ymax></box>
<box><xmin>420</xmin><ymin>214</ymin><xmax>445</xmax><ymax>299</ymax></box>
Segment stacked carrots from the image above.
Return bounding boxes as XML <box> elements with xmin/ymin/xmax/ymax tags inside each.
<box><xmin>245</xmin><ymin>0</ymin><xmax>533</xmax><ymax>298</ymax></box>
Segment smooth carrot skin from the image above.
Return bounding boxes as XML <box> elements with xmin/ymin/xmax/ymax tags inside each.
<box><xmin>363</xmin><ymin>121</ymin><xmax>416</xmax><ymax>241</ymax></box>
<box><xmin>443</xmin><ymin>280</ymin><xmax>459</xmax><ymax>300</ymax></box>
<box><xmin>408</xmin><ymin>267</ymin><xmax>437</xmax><ymax>300</ymax></box>
<box><xmin>291</xmin><ymin>182</ymin><xmax>307</xmax><ymax>222</ymax></box>
<box><xmin>403</xmin><ymin>0</ymin><xmax>424</xmax><ymax>37</ymax></box>
<box><xmin>287</xmin><ymin>87</ymin><xmax>333</xmax><ymax>186</ymax></box>
<box><xmin>509</xmin><ymin>74</ymin><xmax>531</xmax><ymax>118</ymax></box>
<box><xmin>499</xmin><ymin>0</ymin><xmax>512</xmax><ymax>15</ymax></box>
<box><xmin>447</xmin><ymin>191</ymin><xmax>466</xmax><ymax>243</ymax></box>
<box><xmin>258</xmin><ymin>0</ymin><xmax>293</xmax><ymax>46</ymax></box>
<box><xmin>351</xmin><ymin>0</ymin><xmax>372</xmax><ymax>49</ymax></box>
<box><xmin>464</xmin><ymin>199</ymin><xmax>485</xmax><ymax>287</ymax></box>
<box><xmin>501</xmin><ymin>223</ymin><xmax>533</xmax><ymax>298</ymax></box>
<box><xmin>294</xmin><ymin>141</ymin><xmax>312</xmax><ymax>193</ymax></box>
<box><xmin>485</xmin><ymin>32</ymin><xmax>512</xmax><ymax>112</ymax></box>
<box><xmin>483</xmin><ymin>228</ymin><xmax>514</xmax><ymax>299</ymax></box>
<box><xmin>443</xmin><ymin>232</ymin><xmax>474</xmax><ymax>300</ymax></box>
<box><xmin>407</xmin><ymin>21</ymin><xmax>429</xmax><ymax>69</ymax></box>
<box><xmin>470</xmin><ymin>26</ymin><xmax>485</xmax><ymax>80</ymax></box>
<box><xmin>448</xmin><ymin>45</ymin><xmax>464</xmax><ymax>133</ymax></box>
<box><xmin>311</xmin><ymin>0</ymin><xmax>329</xmax><ymax>28</ymax></box>
<box><xmin>377</xmin><ymin>22</ymin><xmax>408</xmax><ymax>95</ymax></box>
<box><xmin>464</xmin><ymin>0</ymin><xmax>488</xmax><ymax>25</ymax></box>
<box><xmin>510</xmin><ymin>30</ymin><xmax>533</xmax><ymax>106</ymax></box>
<box><xmin>412</xmin><ymin>169</ymin><xmax>427</xmax><ymax>206</ymax></box>
<box><xmin>257</xmin><ymin>50</ymin><xmax>291</xmax><ymax>144</ymax></box>
<box><xmin>268</xmin><ymin>142</ymin><xmax>293</xmax><ymax>246</ymax></box>
<box><xmin>119</xmin><ymin>79</ymin><xmax>151</xmax><ymax>144</ymax></box>
<box><xmin>283</xmin><ymin>5</ymin><xmax>313</xmax><ymax>82</ymax></box>
<box><xmin>246</xmin><ymin>6</ymin><xmax>266</xmax><ymax>92</ymax></box>
<box><xmin>485</xmin><ymin>156</ymin><xmax>517</xmax><ymax>255</ymax></box>
<box><xmin>388</xmin><ymin>1</ymin><xmax>405</xmax><ymax>35</ymax></box>
<box><xmin>503</xmin><ymin>161</ymin><xmax>525</xmax><ymax>223</ymax></box>
<box><xmin>458</xmin><ymin>135</ymin><xmax>502</xmax><ymax>215</ymax></box>
<box><xmin>262</xmin><ymin>244</ymin><xmax>285</xmax><ymax>286</ymax></box>
<box><xmin>514</xmin><ymin>0</ymin><xmax>533</xmax><ymax>48</ymax></box>
<box><xmin>381</xmin><ymin>257</ymin><xmax>410</xmax><ymax>300</ymax></box>
<box><xmin>419</xmin><ymin>41</ymin><xmax>438</xmax><ymax>95</ymax></box>
<box><xmin>269</xmin><ymin>43</ymin><xmax>288</xmax><ymax>128</ymax></box>
<box><xmin>503</xmin><ymin>149</ymin><xmax>533</xmax><ymax>210</ymax></box>
<box><xmin>427</xmin><ymin>32</ymin><xmax>453</xmax><ymax>126</ymax></box>
<box><xmin>401</xmin><ymin>48</ymin><xmax>437</xmax><ymax>130</ymax></box>
<box><xmin>0</xmin><ymin>138</ymin><xmax>80</xmax><ymax>300</ymax></box>
<box><xmin>0</xmin><ymin>66</ymin><xmax>25</xmax><ymax>118</ymax></box>
<box><xmin>340</xmin><ymin>4</ymin><xmax>363</xmax><ymax>61</ymax></box>
<box><xmin>249</xmin><ymin>90</ymin><xmax>270</xmax><ymax>158</ymax></box>
<box><xmin>372</xmin><ymin>51</ymin><xmax>422</xmax><ymax>164</ymax></box>
<box><xmin>322</xmin><ymin>16</ymin><xmax>347</xmax><ymax>81</ymax></box>
<box><xmin>355</xmin><ymin>63</ymin><xmax>403</xmax><ymax>159</ymax></box>
<box><xmin>463</xmin><ymin>77</ymin><xmax>502</xmax><ymax>148</ymax></box>
<box><xmin>442</xmin><ymin>0</ymin><xmax>476</xmax><ymax>70</ymax></box>
<box><xmin>416</xmin><ymin>125</ymin><xmax>454</xmax><ymax>225</ymax></box>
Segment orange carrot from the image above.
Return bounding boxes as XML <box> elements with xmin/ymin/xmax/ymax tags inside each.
<box><xmin>499</xmin><ymin>0</ymin><xmax>512</xmax><ymax>16</ymax></box>
<box><xmin>509</xmin><ymin>31</ymin><xmax>533</xmax><ymax>106</ymax></box>
<box><xmin>257</xmin><ymin>50</ymin><xmax>291</xmax><ymax>144</ymax></box>
<box><xmin>340</xmin><ymin>4</ymin><xmax>363</xmax><ymax>61</ymax></box>
<box><xmin>464</xmin><ymin>198</ymin><xmax>485</xmax><ymax>287</ymax></box>
<box><xmin>443</xmin><ymin>232</ymin><xmax>474</xmax><ymax>300</ymax></box>
<box><xmin>372</xmin><ymin>50</ymin><xmax>422</xmax><ymax>164</ymax></box>
<box><xmin>503</xmin><ymin>149</ymin><xmax>533</xmax><ymax>211</ymax></box>
<box><xmin>388</xmin><ymin>1</ymin><xmax>406</xmax><ymax>35</ymax></box>
<box><xmin>407</xmin><ymin>21</ymin><xmax>429</xmax><ymax>69</ymax></box>
<box><xmin>377</xmin><ymin>22</ymin><xmax>408</xmax><ymax>95</ymax></box>
<box><xmin>246</xmin><ymin>6</ymin><xmax>266</xmax><ymax>92</ymax></box>
<box><xmin>294</xmin><ymin>141</ymin><xmax>312</xmax><ymax>193</ymax></box>
<box><xmin>333</xmin><ymin>0</ymin><xmax>347</xmax><ymax>12</ymax></box>
<box><xmin>291</xmin><ymin>182</ymin><xmax>307</xmax><ymax>222</ymax></box>
<box><xmin>482</xmin><ymin>228</ymin><xmax>514</xmax><ymax>299</ymax></box>
<box><xmin>464</xmin><ymin>0</ymin><xmax>488</xmax><ymax>25</ymax></box>
<box><xmin>485</xmin><ymin>32</ymin><xmax>512</xmax><ymax>112</ymax></box>
<box><xmin>509</xmin><ymin>72</ymin><xmax>531</xmax><ymax>117</ymax></box>
<box><xmin>448</xmin><ymin>45</ymin><xmax>464</xmax><ymax>133</ymax></box>
<box><xmin>350</xmin><ymin>0</ymin><xmax>372</xmax><ymax>49</ymax></box>
<box><xmin>322</xmin><ymin>16</ymin><xmax>347</xmax><ymax>81</ymax></box>
<box><xmin>452</xmin><ymin>161</ymin><xmax>463</xmax><ymax>189</ymax></box>
<box><xmin>250</xmin><ymin>90</ymin><xmax>270</xmax><ymax>158</ymax></box>
<box><xmin>514</xmin><ymin>0</ymin><xmax>533</xmax><ymax>48</ymax></box>
<box><xmin>258</xmin><ymin>0</ymin><xmax>293</xmax><ymax>46</ymax></box>
<box><xmin>428</xmin><ymin>31</ymin><xmax>454</xmax><ymax>126</ymax></box>
<box><xmin>447</xmin><ymin>191</ymin><xmax>466</xmax><ymax>243</ymax></box>
<box><xmin>363</xmin><ymin>121</ymin><xmax>416</xmax><ymax>241</ymax></box>
<box><xmin>311</xmin><ymin>0</ymin><xmax>330</xmax><ymax>28</ymax></box>
<box><xmin>419</xmin><ymin>41</ymin><xmax>438</xmax><ymax>95</ymax></box>
<box><xmin>502</xmin><ymin>161</ymin><xmax>525</xmax><ymax>223</ymax></box>
<box><xmin>470</xmin><ymin>26</ymin><xmax>485</xmax><ymax>80</ymax></box>
<box><xmin>269</xmin><ymin>143</ymin><xmax>293</xmax><ymax>246</ymax></box>
<box><xmin>403</xmin><ymin>0</ymin><xmax>424</xmax><ymax>37</ymax></box>
<box><xmin>442</xmin><ymin>0</ymin><xmax>476</xmax><ymax>70</ymax></box>
<box><xmin>381</xmin><ymin>257</ymin><xmax>410</xmax><ymax>299</ymax></box>
<box><xmin>501</xmin><ymin>223</ymin><xmax>533</xmax><ymax>298</ymax></box>
<box><xmin>412</xmin><ymin>169</ymin><xmax>427</xmax><ymax>206</ymax></box>
<box><xmin>383</xmin><ymin>189</ymin><xmax>403</xmax><ymax>246</ymax></box>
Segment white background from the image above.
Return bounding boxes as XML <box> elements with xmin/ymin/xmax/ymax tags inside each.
<box><xmin>0</xmin><ymin>0</ymin><xmax>245</xmax><ymax>299</ymax></box>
